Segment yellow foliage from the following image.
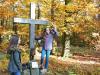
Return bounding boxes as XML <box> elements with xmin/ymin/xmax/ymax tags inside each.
<box><xmin>72</xmin><ymin>25</ymin><xmax>84</xmax><ymax>33</ymax></box>
<box><xmin>66</xmin><ymin>17</ymin><xmax>75</xmax><ymax>22</ymax></box>
<box><xmin>0</xmin><ymin>0</ymin><xmax>99</xmax><ymax>37</ymax></box>
<box><xmin>65</xmin><ymin>5</ymin><xmax>78</xmax><ymax>12</ymax></box>
<box><xmin>0</xmin><ymin>59</ymin><xmax>8</xmax><ymax>70</ymax></box>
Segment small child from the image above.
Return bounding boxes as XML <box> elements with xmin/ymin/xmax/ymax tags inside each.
<box><xmin>7</xmin><ymin>34</ymin><xmax>21</xmax><ymax>75</ymax></box>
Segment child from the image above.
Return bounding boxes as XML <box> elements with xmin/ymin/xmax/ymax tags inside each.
<box><xmin>7</xmin><ymin>34</ymin><xmax>21</xmax><ymax>75</ymax></box>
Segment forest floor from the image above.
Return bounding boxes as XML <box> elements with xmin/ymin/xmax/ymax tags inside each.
<box><xmin>0</xmin><ymin>52</ymin><xmax>100</xmax><ymax>75</ymax></box>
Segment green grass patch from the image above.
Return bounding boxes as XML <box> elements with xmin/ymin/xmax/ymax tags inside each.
<box><xmin>70</xmin><ymin>46</ymin><xmax>95</xmax><ymax>55</ymax></box>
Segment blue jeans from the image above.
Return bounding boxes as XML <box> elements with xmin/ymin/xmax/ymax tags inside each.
<box><xmin>41</xmin><ymin>48</ymin><xmax>51</xmax><ymax>69</ymax></box>
<box><xmin>10</xmin><ymin>71</ymin><xmax>21</xmax><ymax>75</ymax></box>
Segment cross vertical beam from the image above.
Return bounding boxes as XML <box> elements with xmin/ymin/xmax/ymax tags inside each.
<box><xmin>30</xmin><ymin>3</ymin><xmax>36</xmax><ymax>60</ymax></box>
<box><xmin>30</xmin><ymin>3</ymin><xmax>35</xmax><ymax>50</ymax></box>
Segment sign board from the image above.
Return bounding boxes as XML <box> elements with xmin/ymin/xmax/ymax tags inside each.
<box><xmin>32</xmin><ymin>61</ymin><xmax>38</xmax><ymax>68</ymax></box>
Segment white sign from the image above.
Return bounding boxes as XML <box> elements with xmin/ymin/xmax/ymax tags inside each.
<box><xmin>92</xmin><ymin>32</ymin><xmax>99</xmax><ymax>37</ymax></box>
<box><xmin>32</xmin><ymin>61</ymin><xmax>38</xmax><ymax>68</ymax></box>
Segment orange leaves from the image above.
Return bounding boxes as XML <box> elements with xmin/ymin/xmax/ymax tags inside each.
<box><xmin>0</xmin><ymin>0</ymin><xmax>16</xmax><ymax>19</ymax></box>
<box><xmin>0</xmin><ymin>0</ymin><xmax>16</xmax><ymax>7</ymax></box>
<box><xmin>0</xmin><ymin>6</ymin><xmax>14</xmax><ymax>19</ymax></box>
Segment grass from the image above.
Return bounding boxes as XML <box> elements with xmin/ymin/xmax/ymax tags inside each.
<box><xmin>70</xmin><ymin>46</ymin><xmax>95</xmax><ymax>55</ymax></box>
<box><xmin>0</xmin><ymin>52</ymin><xmax>6</xmax><ymax>60</ymax></box>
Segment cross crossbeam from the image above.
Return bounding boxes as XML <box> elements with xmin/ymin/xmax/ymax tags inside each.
<box><xmin>14</xmin><ymin>18</ymin><xmax>48</xmax><ymax>24</ymax></box>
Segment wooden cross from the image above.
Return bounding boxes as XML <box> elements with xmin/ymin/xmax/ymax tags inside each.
<box><xmin>14</xmin><ymin>3</ymin><xmax>48</xmax><ymax>60</ymax></box>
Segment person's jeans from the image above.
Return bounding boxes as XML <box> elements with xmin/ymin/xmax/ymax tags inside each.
<box><xmin>41</xmin><ymin>48</ymin><xmax>51</xmax><ymax>69</ymax></box>
<box><xmin>10</xmin><ymin>71</ymin><xmax>21</xmax><ymax>75</ymax></box>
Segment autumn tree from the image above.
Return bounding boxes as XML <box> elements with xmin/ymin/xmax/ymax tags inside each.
<box><xmin>0</xmin><ymin>0</ymin><xmax>99</xmax><ymax>55</ymax></box>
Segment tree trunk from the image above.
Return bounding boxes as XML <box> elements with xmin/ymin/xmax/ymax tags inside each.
<box><xmin>62</xmin><ymin>0</ymin><xmax>71</xmax><ymax>58</ymax></box>
<box><xmin>1</xmin><ymin>18</ymin><xmax>4</xmax><ymax>26</ymax></box>
<box><xmin>61</xmin><ymin>32</ymin><xmax>66</xmax><ymax>56</ymax></box>
<box><xmin>12</xmin><ymin>5</ymin><xmax>17</xmax><ymax>34</ymax></box>
<box><xmin>36</xmin><ymin>2</ymin><xmax>41</xmax><ymax>29</ymax></box>
<box><xmin>51</xmin><ymin>0</ymin><xmax>55</xmax><ymax>22</ymax></box>
<box><xmin>13</xmin><ymin>23</ymin><xmax>17</xmax><ymax>34</ymax></box>
<box><xmin>50</xmin><ymin>0</ymin><xmax>55</xmax><ymax>55</ymax></box>
<box><xmin>63</xmin><ymin>36</ymin><xmax>70</xmax><ymax>58</ymax></box>
<box><xmin>0</xmin><ymin>34</ymin><xmax>2</xmax><ymax>44</ymax></box>
<box><xmin>94</xmin><ymin>0</ymin><xmax>100</xmax><ymax>20</ymax></box>
<box><xmin>37</xmin><ymin>3</ymin><xmax>40</xmax><ymax>19</ymax></box>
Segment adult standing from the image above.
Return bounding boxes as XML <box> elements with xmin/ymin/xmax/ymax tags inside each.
<box><xmin>36</xmin><ymin>25</ymin><xmax>59</xmax><ymax>72</ymax></box>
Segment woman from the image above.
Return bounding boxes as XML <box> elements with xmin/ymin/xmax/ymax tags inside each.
<box><xmin>36</xmin><ymin>26</ymin><xmax>59</xmax><ymax>71</ymax></box>
<box><xmin>7</xmin><ymin>34</ymin><xmax>21</xmax><ymax>75</ymax></box>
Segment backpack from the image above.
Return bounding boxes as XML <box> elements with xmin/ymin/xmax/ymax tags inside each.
<box><xmin>8</xmin><ymin>46</ymin><xmax>21</xmax><ymax>71</ymax></box>
<box><xmin>12</xmin><ymin>50</ymin><xmax>21</xmax><ymax>70</ymax></box>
